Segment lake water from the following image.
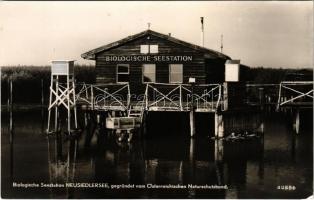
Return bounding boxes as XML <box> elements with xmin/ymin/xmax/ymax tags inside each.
<box><xmin>1</xmin><ymin>107</ymin><xmax>313</xmax><ymax>198</ymax></box>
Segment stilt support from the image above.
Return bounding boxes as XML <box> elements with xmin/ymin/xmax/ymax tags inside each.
<box><xmin>293</xmin><ymin>109</ymin><xmax>300</xmax><ymax>134</ymax></box>
<box><xmin>214</xmin><ymin>139</ymin><xmax>224</xmax><ymax>162</ymax></box>
<box><xmin>189</xmin><ymin>110</ymin><xmax>195</xmax><ymax>137</ymax></box>
<box><xmin>215</xmin><ymin>113</ymin><xmax>224</xmax><ymax>138</ymax></box>
<box><xmin>47</xmin><ymin>60</ymin><xmax>77</xmax><ymax>134</ymax></box>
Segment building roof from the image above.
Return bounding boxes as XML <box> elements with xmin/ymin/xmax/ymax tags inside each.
<box><xmin>81</xmin><ymin>29</ymin><xmax>231</xmax><ymax>60</ymax></box>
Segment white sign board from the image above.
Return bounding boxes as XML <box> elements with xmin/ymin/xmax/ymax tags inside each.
<box><xmin>51</xmin><ymin>60</ymin><xmax>74</xmax><ymax>75</ymax></box>
<box><xmin>225</xmin><ymin>63</ymin><xmax>240</xmax><ymax>82</ymax></box>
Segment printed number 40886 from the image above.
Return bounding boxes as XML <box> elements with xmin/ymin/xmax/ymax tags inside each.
<box><xmin>277</xmin><ymin>185</ymin><xmax>296</xmax><ymax>191</ymax></box>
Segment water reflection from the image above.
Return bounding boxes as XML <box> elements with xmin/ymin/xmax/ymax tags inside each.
<box><xmin>46</xmin><ymin>132</ymin><xmax>79</xmax><ymax>198</ymax></box>
<box><xmin>1</xmin><ymin>108</ymin><xmax>313</xmax><ymax>198</ymax></box>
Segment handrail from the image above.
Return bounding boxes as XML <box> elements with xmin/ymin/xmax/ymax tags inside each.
<box><xmin>246</xmin><ymin>84</ymin><xmax>279</xmax><ymax>87</ymax></box>
<box><xmin>75</xmin><ymin>83</ymin><xmax>130</xmax><ymax>110</ymax></box>
<box><xmin>144</xmin><ymin>83</ymin><xmax>222</xmax><ymax>111</ymax></box>
<box><xmin>75</xmin><ymin>82</ymin><xmax>129</xmax><ymax>86</ymax></box>
<box><xmin>280</xmin><ymin>81</ymin><xmax>313</xmax><ymax>85</ymax></box>
<box><xmin>147</xmin><ymin>82</ymin><xmax>220</xmax><ymax>87</ymax></box>
<box><xmin>276</xmin><ymin>81</ymin><xmax>313</xmax><ymax>110</ymax></box>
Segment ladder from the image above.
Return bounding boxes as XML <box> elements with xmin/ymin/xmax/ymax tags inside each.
<box><xmin>128</xmin><ymin>85</ymin><xmax>148</xmax><ymax>124</ymax></box>
<box><xmin>128</xmin><ymin>106</ymin><xmax>145</xmax><ymax>123</ymax></box>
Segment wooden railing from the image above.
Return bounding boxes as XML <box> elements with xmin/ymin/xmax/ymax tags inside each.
<box><xmin>75</xmin><ymin>82</ymin><xmax>222</xmax><ymax>112</ymax></box>
<box><xmin>72</xmin><ymin>81</ymin><xmax>313</xmax><ymax>112</ymax></box>
<box><xmin>143</xmin><ymin>83</ymin><xmax>222</xmax><ymax>112</ymax></box>
<box><xmin>75</xmin><ymin>83</ymin><xmax>130</xmax><ymax>111</ymax></box>
<box><xmin>276</xmin><ymin>81</ymin><xmax>313</xmax><ymax>110</ymax></box>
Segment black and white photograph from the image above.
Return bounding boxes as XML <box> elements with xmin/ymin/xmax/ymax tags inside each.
<box><xmin>0</xmin><ymin>1</ymin><xmax>313</xmax><ymax>199</ymax></box>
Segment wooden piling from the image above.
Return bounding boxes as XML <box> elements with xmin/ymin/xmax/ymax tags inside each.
<box><xmin>72</xmin><ymin>80</ymin><xmax>78</xmax><ymax>129</ymax></box>
<box><xmin>293</xmin><ymin>109</ymin><xmax>300</xmax><ymax>134</ymax></box>
<box><xmin>189</xmin><ymin>111</ymin><xmax>195</xmax><ymax>137</ymax></box>
<box><xmin>84</xmin><ymin>112</ymin><xmax>88</xmax><ymax>128</ymax></box>
<box><xmin>188</xmin><ymin>139</ymin><xmax>196</xmax><ymax>193</ymax></box>
<box><xmin>142</xmin><ymin>111</ymin><xmax>147</xmax><ymax>137</ymax></box>
<box><xmin>190</xmin><ymin>83</ymin><xmax>196</xmax><ymax>137</ymax></box>
<box><xmin>259</xmin><ymin>87</ymin><xmax>265</xmax><ymax>110</ymax></box>
<box><xmin>9</xmin><ymin>78</ymin><xmax>13</xmax><ymax>134</ymax></box>
<box><xmin>223</xmin><ymin>82</ymin><xmax>228</xmax><ymax>111</ymax></box>
<box><xmin>259</xmin><ymin>122</ymin><xmax>265</xmax><ymax>134</ymax></box>
<box><xmin>7</xmin><ymin>78</ymin><xmax>10</xmax><ymax>111</ymax></box>
<box><xmin>41</xmin><ymin>79</ymin><xmax>45</xmax><ymax>133</ymax></box>
<box><xmin>8</xmin><ymin>79</ymin><xmax>13</xmax><ymax>181</ymax></box>
<box><xmin>47</xmin><ymin>75</ymin><xmax>53</xmax><ymax>133</ymax></box>
<box><xmin>214</xmin><ymin>113</ymin><xmax>224</xmax><ymax>138</ymax></box>
<box><xmin>41</xmin><ymin>79</ymin><xmax>44</xmax><ymax>106</ymax></box>
<box><xmin>67</xmin><ymin>75</ymin><xmax>71</xmax><ymax>133</ymax></box>
<box><xmin>9</xmin><ymin>78</ymin><xmax>13</xmax><ymax>142</ymax></box>
<box><xmin>189</xmin><ymin>139</ymin><xmax>195</xmax><ymax>162</ymax></box>
<box><xmin>91</xmin><ymin>85</ymin><xmax>94</xmax><ymax>110</ymax></box>
<box><xmin>214</xmin><ymin>139</ymin><xmax>224</xmax><ymax>162</ymax></box>
<box><xmin>54</xmin><ymin>76</ymin><xmax>59</xmax><ymax>132</ymax></box>
<box><xmin>97</xmin><ymin>113</ymin><xmax>100</xmax><ymax>124</ymax></box>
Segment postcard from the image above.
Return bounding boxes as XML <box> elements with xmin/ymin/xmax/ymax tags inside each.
<box><xmin>1</xmin><ymin>1</ymin><xmax>313</xmax><ymax>199</ymax></box>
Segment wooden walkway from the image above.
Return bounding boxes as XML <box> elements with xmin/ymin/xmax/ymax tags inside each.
<box><xmin>74</xmin><ymin>81</ymin><xmax>313</xmax><ymax>113</ymax></box>
<box><xmin>246</xmin><ymin>81</ymin><xmax>313</xmax><ymax>109</ymax></box>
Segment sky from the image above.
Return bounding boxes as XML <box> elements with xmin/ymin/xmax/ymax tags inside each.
<box><xmin>0</xmin><ymin>1</ymin><xmax>313</xmax><ymax>68</ymax></box>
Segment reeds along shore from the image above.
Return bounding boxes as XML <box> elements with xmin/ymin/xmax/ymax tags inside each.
<box><xmin>0</xmin><ymin>65</ymin><xmax>312</xmax><ymax>104</ymax></box>
<box><xmin>1</xmin><ymin>65</ymin><xmax>95</xmax><ymax>104</ymax></box>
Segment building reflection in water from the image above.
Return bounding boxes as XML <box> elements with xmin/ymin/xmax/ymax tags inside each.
<box><xmin>45</xmin><ymin>120</ymin><xmax>265</xmax><ymax>199</ymax></box>
<box><xmin>3</xmin><ymin>107</ymin><xmax>311</xmax><ymax>198</ymax></box>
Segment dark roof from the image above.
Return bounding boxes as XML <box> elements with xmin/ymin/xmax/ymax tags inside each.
<box><xmin>81</xmin><ymin>29</ymin><xmax>231</xmax><ymax>60</ymax></box>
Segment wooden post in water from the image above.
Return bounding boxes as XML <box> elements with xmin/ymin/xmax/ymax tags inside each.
<box><xmin>41</xmin><ymin>79</ymin><xmax>44</xmax><ymax>106</ymax></box>
<box><xmin>84</xmin><ymin>112</ymin><xmax>88</xmax><ymax>128</ymax></box>
<box><xmin>276</xmin><ymin>83</ymin><xmax>282</xmax><ymax>112</ymax></box>
<box><xmin>9</xmin><ymin>78</ymin><xmax>13</xmax><ymax>140</ymax></box>
<box><xmin>214</xmin><ymin>113</ymin><xmax>224</xmax><ymax>138</ymax></box>
<box><xmin>7</xmin><ymin>78</ymin><xmax>10</xmax><ymax>111</ymax></box>
<box><xmin>259</xmin><ymin>87</ymin><xmax>265</xmax><ymax>110</ymax></box>
<box><xmin>91</xmin><ymin>85</ymin><xmax>94</xmax><ymax>110</ymax></box>
<box><xmin>41</xmin><ymin>79</ymin><xmax>45</xmax><ymax>133</ymax></box>
<box><xmin>54</xmin><ymin>76</ymin><xmax>59</xmax><ymax>132</ymax></box>
<box><xmin>189</xmin><ymin>111</ymin><xmax>195</xmax><ymax>137</ymax></box>
<box><xmin>259</xmin><ymin>122</ymin><xmax>265</xmax><ymax>134</ymax></box>
<box><xmin>293</xmin><ymin>109</ymin><xmax>300</xmax><ymax>134</ymax></box>
<box><xmin>214</xmin><ymin>139</ymin><xmax>224</xmax><ymax>162</ymax></box>
<box><xmin>8</xmin><ymin>78</ymin><xmax>14</xmax><ymax>180</ymax></box>
<box><xmin>189</xmin><ymin>78</ymin><xmax>196</xmax><ymax>137</ymax></box>
<box><xmin>187</xmin><ymin>138</ymin><xmax>196</xmax><ymax>195</ymax></box>
<box><xmin>67</xmin><ymin>75</ymin><xmax>71</xmax><ymax>132</ymax></box>
<box><xmin>223</xmin><ymin>82</ymin><xmax>228</xmax><ymax>111</ymax></box>
<box><xmin>214</xmin><ymin>139</ymin><xmax>223</xmax><ymax>186</ymax></box>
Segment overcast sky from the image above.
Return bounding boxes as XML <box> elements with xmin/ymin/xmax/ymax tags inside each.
<box><xmin>0</xmin><ymin>1</ymin><xmax>313</xmax><ymax>68</ymax></box>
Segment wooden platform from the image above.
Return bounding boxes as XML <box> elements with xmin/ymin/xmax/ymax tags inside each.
<box><xmin>78</xmin><ymin>100</ymin><xmax>217</xmax><ymax>113</ymax></box>
<box><xmin>75</xmin><ymin>81</ymin><xmax>313</xmax><ymax>114</ymax></box>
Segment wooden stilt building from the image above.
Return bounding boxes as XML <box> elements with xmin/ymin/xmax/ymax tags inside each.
<box><xmin>81</xmin><ymin>29</ymin><xmax>231</xmax><ymax>92</ymax></box>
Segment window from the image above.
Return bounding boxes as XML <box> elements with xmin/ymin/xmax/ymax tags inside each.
<box><xmin>150</xmin><ymin>45</ymin><xmax>158</xmax><ymax>53</ymax></box>
<box><xmin>142</xmin><ymin>64</ymin><xmax>156</xmax><ymax>83</ymax></box>
<box><xmin>140</xmin><ymin>45</ymin><xmax>158</xmax><ymax>54</ymax></box>
<box><xmin>169</xmin><ymin>64</ymin><xmax>183</xmax><ymax>83</ymax></box>
<box><xmin>140</xmin><ymin>45</ymin><xmax>149</xmax><ymax>54</ymax></box>
<box><xmin>117</xmin><ymin>64</ymin><xmax>129</xmax><ymax>83</ymax></box>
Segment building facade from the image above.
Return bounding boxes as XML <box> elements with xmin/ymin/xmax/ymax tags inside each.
<box><xmin>82</xmin><ymin>29</ymin><xmax>231</xmax><ymax>93</ymax></box>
